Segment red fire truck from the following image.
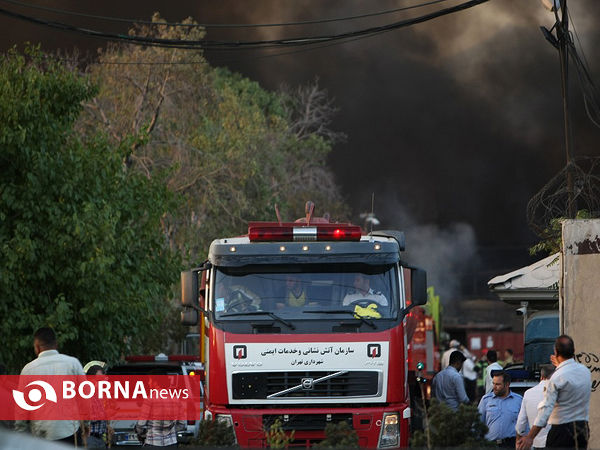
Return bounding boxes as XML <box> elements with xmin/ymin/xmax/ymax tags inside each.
<box><xmin>406</xmin><ymin>307</ymin><xmax>439</xmax><ymax>387</ymax></box>
<box><xmin>181</xmin><ymin>208</ymin><xmax>427</xmax><ymax>448</ymax></box>
<box><xmin>405</xmin><ymin>306</ymin><xmax>440</xmax><ymax>429</ymax></box>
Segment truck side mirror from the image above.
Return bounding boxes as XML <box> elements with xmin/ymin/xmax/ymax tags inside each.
<box><xmin>181</xmin><ymin>270</ymin><xmax>199</xmax><ymax>307</ymax></box>
<box><xmin>411</xmin><ymin>268</ymin><xmax>427</xmax><ymax>306</ymax></box>
<box><xmin>181</xmin><ymin>308</ymin><xmax>199</xmax><ymax>326</ymax></box>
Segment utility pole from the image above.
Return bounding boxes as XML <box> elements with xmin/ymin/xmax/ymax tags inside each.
<box><xmin>557</xmin><ymin>0</ymin><xmax>576</xmax><ymax>218</ymax></box>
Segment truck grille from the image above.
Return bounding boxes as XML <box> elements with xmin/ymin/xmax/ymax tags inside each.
<box><xmin>263</xmin><ymin>413</ymin><xmax>352</xmax><ymax>431</ymax></box>
<box><xmin>232</xmin><ymin>371</ymin><xmax>379</xmax><ymax>399</ymax></box>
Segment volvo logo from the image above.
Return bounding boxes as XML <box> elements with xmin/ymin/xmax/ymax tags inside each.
<box><xmin>301</xmin><ymin>378</ymin><xmax>314</xmax><ymax>390</ymax></box>
<box><xmin>268</xmin><ymin>371</ymin><xmax>348</xmax><ymax>398</ymax></box>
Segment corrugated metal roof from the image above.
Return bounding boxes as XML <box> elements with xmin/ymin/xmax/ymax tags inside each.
<box><xmin>488</xmin><ymin>253</ymin><xmax>559</xmax><ymax>290</ymax></box>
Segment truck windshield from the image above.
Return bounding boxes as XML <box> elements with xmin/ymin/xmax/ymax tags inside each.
<box><xmin>212</xmin><ymin>263</ymin><xmax>398</xmax><ymax>321</ymax></box>
<box><xmin>525</xmin><ymin>316</ymin><xmax>559</xmax><ymax>342</ymax></box>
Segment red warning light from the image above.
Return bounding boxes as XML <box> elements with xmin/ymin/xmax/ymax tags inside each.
<box><xmin>248</xmin><ymin>223</ymin><xmax>361</xmax><ymax>242</ymax></box>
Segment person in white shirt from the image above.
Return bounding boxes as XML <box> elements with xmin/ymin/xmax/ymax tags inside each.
<box><xmin>515</xmin><ymin>364</ymin><xmax>555</xmax><ymax>448</ymax></box>
<box><xmin>462</xmin><ymin>354</ymin><xmax>478</xmax><ymax>402</ymax></box>
<box><xmin>484</xmin><ymin>350</ymin><xmax>503</xmax><ymax>395</ymax></box>
<box><xmin>517</xmin><ymin>335</ymin><xmax>591</xmax><ymax>450</ymax></box>
<box><xmin>15</xmin><ymin>327</ymin><xmax>85</xmax><ymax>445</ymax></box>
<box><xmin>342</xmin><ymin>273</ymin><xmax>387</xmax><ymax>306</ymax></box>
<box><xmin>441</xmin><ymin>340</ymin><xmax>460</xmax><ymax>370</ymax></box>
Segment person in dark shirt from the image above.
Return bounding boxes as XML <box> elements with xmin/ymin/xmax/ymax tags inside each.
<box><xmin>431</xmin><ymin>350</ymin><xmax>469</xmax><ymax>410</ymax></box>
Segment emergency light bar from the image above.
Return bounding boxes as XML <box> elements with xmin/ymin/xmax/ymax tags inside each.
<box><xmin>248</xmin><ymin>223</ymin><xmax>362</xmax><ymax>242</ymax></box>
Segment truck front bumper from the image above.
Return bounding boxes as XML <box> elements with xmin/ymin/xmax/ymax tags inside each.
<box><xmin>208</xmin><ymin>403</ymin><xmax>410</xmax><ymax>448</ymax></box>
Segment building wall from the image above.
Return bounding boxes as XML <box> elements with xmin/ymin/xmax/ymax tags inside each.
<box><xmin>562</xmin><ymin>219</ymin><xmax>600</xmax><ymax>447</ymax></box>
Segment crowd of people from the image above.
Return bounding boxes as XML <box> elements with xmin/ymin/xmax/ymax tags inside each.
<box><xmin>431</xmin><ymin>335</ymin><xmax>592</xmax><ymax>448</ymax></box>
<box><xmin>6</xmin><ymin>326</ymin><xmax>594</xmax><ymax>449</ymax></box>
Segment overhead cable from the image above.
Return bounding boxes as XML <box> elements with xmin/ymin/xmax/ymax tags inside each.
<box><xmin>565</xmin><ymin>11</ymin><xmax>600</xmax><ymax>130</ymax></box>
<box><xmin>0</xmin><ymin>0</ymin><xmax>491</xmax><ymax>50</ymax></box>
<box><xmin>96</xmin><ymin>34</ymin><xmax>375</xmax><ymax>66</ymax></box>
<box><xmin>0</xmin><ymin>0</ymin><xmax>452</xmax><ymax>28</ymax></box>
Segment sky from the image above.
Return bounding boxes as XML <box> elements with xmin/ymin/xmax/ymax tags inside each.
<box><xmin>1</xmin><ymin>0</ymin><xmax>599</xmax><ymax>302</ymax></box>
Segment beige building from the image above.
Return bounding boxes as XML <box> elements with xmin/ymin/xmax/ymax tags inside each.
<box><xmin>488</xmin><ymin>219</ymin><xmax>600</xmax><ymax>447</ymax></box>
<box><xmin>562</xmin><ymin>220</ymin><xmax>600</xmax><ymax>447</ymax></box>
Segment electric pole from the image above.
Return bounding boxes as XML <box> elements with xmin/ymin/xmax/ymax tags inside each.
<box><xmin>557</xmin><ymin>0</ymin><xmax>576</xmax><ymax>218</ymax></box>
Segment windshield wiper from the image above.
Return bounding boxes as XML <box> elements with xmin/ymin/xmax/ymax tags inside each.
<box><xmin>303</xmin><ymin>310</ymin><xmax>376</xmax><ymax>329</ymax></box>
<box><xmin>220</xmin><ymin>311</ymin><xmax>295</xmax><ymax>330</ymax></box>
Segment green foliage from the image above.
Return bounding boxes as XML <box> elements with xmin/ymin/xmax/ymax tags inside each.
<box><xmin>313</xmin><ymin>421</ymin><xmax>359</xmax><ymax>449</ymax></box>
<box><xmin>529</xmin><ymin>210</ymin><xmax>592</xmax><ymax>256</ymax></box>
<box><xmin>191</xmin><ymin>419</ymin><xmax>237</xmax><ymax>447</ymax></box>
<box><xmin>265</xmin><ymin>418</ymin><xmax>295</xmax><ymax>448</ymax></box>
<box><xmin>0</xmin><ymin>15</ymin><xmax>350</xmax><ymax>370</ymax></box>
<box><xmin>410</xmin><ymin>399</ymin><xmax>494</xmax><ymax>448</ymax></box>
<box><xmin>79</xmin><ymin>14</ymin><xmax>349</xmax><ymax>265</ymax></box>
<box><xmin>0</xmin><ymin>46</ymin><xmax>180</xmax><ymax>371</ymax></box>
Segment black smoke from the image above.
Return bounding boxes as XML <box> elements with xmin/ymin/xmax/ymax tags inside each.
<box><xmin>1</xmin><ymin>0</ymin><xmax>599</xmax><ymax>300</ymax></box>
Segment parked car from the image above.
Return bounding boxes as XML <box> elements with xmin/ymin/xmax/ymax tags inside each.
<box><xmin>106</xmin><ymin>353</ymin><xmax>204</xmax><ymax>446</ymax></box>
<box><xmin>503</xmin><ymin>362</ymin><xmax>538</xmax><ymax>397</ymax></box>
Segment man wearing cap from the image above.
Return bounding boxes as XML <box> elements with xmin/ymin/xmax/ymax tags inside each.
<box><xmin>83</xmin><ymin>360</ymin><xmax>106</xmax><ymax>374</ymax></box>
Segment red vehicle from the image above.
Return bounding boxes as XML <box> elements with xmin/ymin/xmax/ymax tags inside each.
<box><xmin>406</xmin><ymin>306</ymin><xmax>439</xmax><ymax>384</ymax></box>
<box><xmin>181</xmin><ymin>207</ymin><xmax>427</xmax><ymax>448</ymax></box>
<box><xmin>464</xmin><ymin>331</ymin><xmax>524</xmax><ymax>362</ymax></box>
<box><xmin>405</xmin><ymin>306</ymin><xmax>440</xmax><ymax>429</ymax></box>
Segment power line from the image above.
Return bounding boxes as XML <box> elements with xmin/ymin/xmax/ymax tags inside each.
<box><xmin>569</xmin><ymin>42</ymin><xmax>600</xmax><ymax>129</ymax></box>
<box><xmin>94</xmin><ymin>33</ymin><xmax>378</xmax><ymax>67</ymax></box>
<box><xmin>566</xmin><ymin>9</ymin><xmax>600</xmax><ymax>130</ymax></box>
<box><xmin>95</xmin><ymin>39</ymin><xmax>356</xmax><ymax>65</ymax></box>
<box><xmin>567</xmin><ymin>9</ymin><xmax>592</xmax><ymax>75</ymax></box>
<box><xmin>0</xmin><ymin>0</ymin><xmax>491</xmax><ymax>50</ymax></box>
<box><xmin>206</xmin><ymin>35</ymin><xmax>372</xmax><ymax>65</ymax></box>
<box><xmin>0</xmin><ymin>0</ymin><xmax>452</xmax><ymax>29</ymax></box>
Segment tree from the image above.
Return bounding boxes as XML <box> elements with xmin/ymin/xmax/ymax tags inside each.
<box><xmin>313</xmin><ymin>421</ymin><xmax>359</xmax><ymax>448</ymax></box>
<box><xmin>0</xmin><ymin>46</ymin><xmax>180</xmax><ymax>371</ymax></box>
<box><xmin>264</xmin><ymin>418</ymin><xmax>295</xmax><ymax>448</ymax></box>
<box><xmin>529</xmin><ymin>209</ymin><xmax>592</xmax><ymax>256</ymax></box>
<box><xmin>192</xmin><ymin>420</ymin><xmax>237</xmax><ymax>447</ymax></box>
<box><xmin>78</xmin><ymin>14</ymin><xmax>349</xmax><ymax>265</ymax></box>
<box><xmin>410</xmin><ymin>399</ymin><xmax>493</xmax><ymax>448</ymax></box>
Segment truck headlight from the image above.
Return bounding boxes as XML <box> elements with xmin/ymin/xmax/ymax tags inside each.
<box><xmin>216</xmin><ymin>414</ymin><xmax>233</xmax><ymax>427</ymax></box>
<box><xmin>378</xmin><ymin>412</ymin><xmax>399</xmax><ymax>448</ymax></box>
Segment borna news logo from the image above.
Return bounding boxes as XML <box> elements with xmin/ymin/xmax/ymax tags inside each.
<box><xmin>12</xmin><ymin>380</ymin><xmax>58</xmax><ymax>411</ymax></box>
<box><xmin>0</xmin><ymin>375</ymin><xmax>203</xmax><ymax>420</ymax></box>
